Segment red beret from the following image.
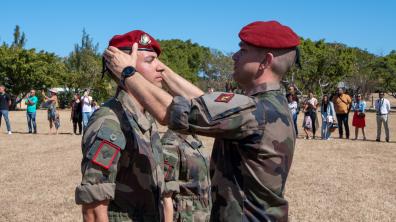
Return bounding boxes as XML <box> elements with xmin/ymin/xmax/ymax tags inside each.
<box><xmin>109</xmin><ymin>30</ymin><xmax>161</xmax><ymax>56</ymax></box>
<box><xmin>239</xmin><ymin>21</ymin><xmax>300</xmax><ymax>49</ymax></box>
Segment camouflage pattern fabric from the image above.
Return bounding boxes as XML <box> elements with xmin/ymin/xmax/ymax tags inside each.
<box><xmin>162</xmin><ymin>130</ymin><xmax>211</xmax><ymax>222</ymax></box>
<box><xmin>168</xmin><ymin>82</ymin><xmax>296</xmax><ymax>222</ymax></box>
<box><xmin>75</xmin><ymin>90</ymin><xmax>165</xmax><ymax>222</ymax></box>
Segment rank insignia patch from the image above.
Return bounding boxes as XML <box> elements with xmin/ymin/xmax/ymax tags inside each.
<box><xmin>91</xmin><ymin>140</ymin><xmax>121</xmax><ymax>169</ymax></box>
<box><xmin>215</xmin><ymin>93</ymin><xmax>235</xmax><ymax>103</ymax></box>
<box><xmin>163</xmin><ymin>160</ymin><xmax>174</xmax><ymax>181</ymax></box>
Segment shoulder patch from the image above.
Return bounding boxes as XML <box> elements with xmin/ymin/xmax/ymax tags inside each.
<box><xmin>199</xmin><ymin>92</ymin><xmax>256</xmax><ymax>121</ymax></box>
<box><xmin>91</xmin><ymin>140</ymin><xmax>121</xmax><ymax>169</ymax></box>
<box><xmin>85</xmin><ymin>118</ymin><xmax>126</xmax><ymax>161</ymax></box>
<box><xmin>215</xmin><ymin>93</ymin><xmax>234</xmax><ymax>103</ymax></box>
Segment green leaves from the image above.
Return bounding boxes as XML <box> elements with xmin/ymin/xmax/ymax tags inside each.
<box><xmin>0</xmin><ymin>45</ymin><xmax>63</xmax><ymax>96</ymax></box>
<box><xmin>286</xmin><ymin>38</ymin><xmax>396</xmax><ymax>98</ymax></box>
<box><xmin>159</xmin><ymin>39</ymin><xmax>210</xmax><ymax>83</ymax></box>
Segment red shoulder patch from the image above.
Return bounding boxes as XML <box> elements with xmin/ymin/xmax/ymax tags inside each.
<box><xmin>215</xmin><ymin>93</ymin><xmax>234</xmax><ymax>103</ymax></box>
<box><xmin>91</xmin><ymin>140</ymin><xmax>121</xmax><ymax>169</ymax></box>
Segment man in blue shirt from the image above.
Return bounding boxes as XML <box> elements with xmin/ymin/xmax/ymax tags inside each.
<box><xmin>25</xmin><ymin>89</ymin><xmax>38</xmax><ymax>134</ymax></box>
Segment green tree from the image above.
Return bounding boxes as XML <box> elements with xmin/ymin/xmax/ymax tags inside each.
<box><xmin>159</xmin><ymin>39</ymin><xmax>210</xmax><ymax>83</ymax></box>
<box><xmin>12</xmin><ymin>25</ymin><xmax>27</xmax><ymax>48</ymax></box>
<box><xmin>64</xmin><ymin>29</ymin><xmax>115</xmax><ymax>102</ymax></box>
<box><xmin>200</xmin><ymin>49</ymin><xmax>234</xmax><ymax>91</ymax></box>
<box><xmin>372</xmin><ymin>50</ymin><xmax>396</xmax><ymax>98</ymax></box>
<box><xmin>0</xmin><ymin>45</ymin><xmax>65</xmax><ymax>108</ymax></box>
<box><xmin>287</xmin><ymin>39</ymin><xmax>356</xmax><ymax>97</ymax></box>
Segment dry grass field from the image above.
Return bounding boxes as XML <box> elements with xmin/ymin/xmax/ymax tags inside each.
<box><xmin>0</xmin><ymin>109</ymin><xmax>395</xmax><ymax>222</ymax></box>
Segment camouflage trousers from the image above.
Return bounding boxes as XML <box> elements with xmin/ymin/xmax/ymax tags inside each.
<box><xmin>174</xmin><ymin>195</ymin><xmax>210</xmax><ymax>222</ymax></box>
<box><xmin>107</xmin><ymin>201</ymin><xmax>162</xmax><ymax>222</ymax></box>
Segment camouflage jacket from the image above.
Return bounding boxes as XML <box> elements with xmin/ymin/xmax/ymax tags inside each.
<box><xmin>162</xmin><ymin>130</ymin><xmax>211</xmax><ymax>222</ymax></box>
<box><xmin>168</xmin><ymin>82</ymin><xmax>296</xmax><ymax>222</ymax></box>
<box><xmin>75</xmin><ymin>90</ymin><xmax>164</xmax><ymax>222</ymax></box>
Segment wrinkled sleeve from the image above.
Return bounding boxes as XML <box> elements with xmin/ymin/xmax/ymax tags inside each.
<box><xmin>168</xmin><ymin>93</ymin><xmax>260</xmax><ymax>139</ymax></box>
<box><xmin>161</xmin><ymin>131</ymin><xmax>181</xmax><ymax>195</ymax></box>
<box><xmin>75</xmin><ymin>112</ymin><xmax>126</xmax><ymax>205</ymax></box>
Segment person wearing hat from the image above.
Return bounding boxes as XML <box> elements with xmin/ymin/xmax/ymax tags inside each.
<box><xmin>42</xmin><ymin>88</ymin><xmax>60</xmax><ymax>134</ymax></box>
<box><xmin>75</xmin><ymin>30</ymin><xmax>167</xmax><ymax>222</ymax></box>
<box><xmin>105</xmin><ymin>20</ymin><xmax>299</xmax><ymax>221</ymax></box>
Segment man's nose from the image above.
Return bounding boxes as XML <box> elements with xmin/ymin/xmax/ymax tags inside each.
<box><xmin>156</xmin><ymin>61</ymin><xmax>165</xmax><ymax>72</ymax></box>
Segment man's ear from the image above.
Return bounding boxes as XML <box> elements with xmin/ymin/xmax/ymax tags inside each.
<box><xmin>258</xmin><ymin>52</ymin><xmax>274</xmax><ymax>70</ymax></box>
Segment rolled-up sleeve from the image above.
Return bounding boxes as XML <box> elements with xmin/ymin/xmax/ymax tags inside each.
<box><xmin>75</xmin><ymin>111</ymin><xmax>125</xmax><ymax>205</ymax></box>
<box><xmin>75</xmin><ymin>183</ymin><xmax>116</xmax><ymax>204</ymax></box>
<box><xmin>168</xmin><ymin>93</ymin><xmax>260</xmax><ymax>139</ymax></box>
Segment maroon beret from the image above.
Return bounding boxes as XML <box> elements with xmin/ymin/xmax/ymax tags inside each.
<box><xmin>239</xmin><ymin>21</ymin><xmax>300</xmax><ymax>49</ymax></box>
<box><xmin>109</xmin><ymin>30</ymin><xmax>161</xmax><ymax>56</ymax></box>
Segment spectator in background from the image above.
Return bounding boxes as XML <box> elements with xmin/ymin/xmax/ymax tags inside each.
<box><xmin>25</xmin><ymin>89</ymin><xmax>38</xmax><ymax>134</ymax></box>
<box><xmin>0</xmin><ymin>85</ymin><xmax>12</xmax><ymax>134</ymax></box>
<box><xmin>91</xmin><ymin>100</ymin><xmax>100</xmax><ymax>113</ymax></box>
<box><xmin>302</xmin><ymin>100</ymin><xmax>313</xmax><ymax>139</ymax></box>
<box><xmin>42</xmin><ymin>89</ymin><xmax>60</xmax><ymax>134</ymax></box>
<box><xmin>306</xmin><ymin>91</ymin><xmax>319</xmax><ymax>139</ymax></box>
<box><xmin>375</xmin><ymin>92</ymin><xmax>391</xmax><ymax>142</ymax></box>
<box><xmin>70</xmin><ymin>94</ymin><xmax>82</xmax><ymax>135</ymax></box>
<box><xmin>287</xmin><ymin>93</ymin><xmax>298</xmax><ymax>136</ymax></box>
<box><xmin>81</xmin><ymin>90</ymin><xmax>92</xmax><ymax>130</ymax></box>
<box><xmin>288</xmin><ymin>84</ymin><xmax>301</xmax><ymax>136</ymax></box>
<box><xmin>352</xmin><ymin>94</ymin><xmax>367</xmax><ymax>140</ymax></box>
<box><xmin>320</xmin><ymin>95</ymin><xmax>336</xmax><ymax>140</ymax></box>
<box><xmin>333</xmin><ymin>88</ymin><xmax>352</xmax><ymax>139</ymax></box>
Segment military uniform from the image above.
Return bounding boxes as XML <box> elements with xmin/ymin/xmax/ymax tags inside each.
<box><xmin>162</xmin><ymin>130</ymin><xmax>211</xmax><ymax>222</ymax></box>
<box><xmin>75</xmin><ymin>90</ymin><xmax>165</xmax><ymax>222</ymax></box>
<box><xmin>167</xmin><ymin>82</ymin><xmax>296</xmax><ymax>221</ymax></box>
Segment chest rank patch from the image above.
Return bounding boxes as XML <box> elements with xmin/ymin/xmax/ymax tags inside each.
<box><xmin>92</xmin><ymin>140</ymin><xmax>121</xmax><ymax>170</ymax></box>
<box><xmin>163</xmin><ymin>159</ymin><xmax>174</xmax><ymax>180</ymax></box>
<box><xmin>214</xmin><ymin>93</ymin><xmax>235</xmax><ymax>103</ymax></box>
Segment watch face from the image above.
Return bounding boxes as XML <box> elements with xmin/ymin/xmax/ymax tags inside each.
<box><xmin>123</xmin><ymin>66</ymin><xmax>136</xmax><ymax>77</ymax></box>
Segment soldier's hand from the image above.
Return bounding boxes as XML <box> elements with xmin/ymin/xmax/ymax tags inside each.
<box><xmin>104</xmin><ymin>43</ymin><xmax>138</xmax><ymax>78</ymax></box>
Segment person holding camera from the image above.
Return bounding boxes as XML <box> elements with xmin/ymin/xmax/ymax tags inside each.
<box><xmin>25</xmin><ymin>89</ymin><xmax>38</xmax><ymax>134</ymax></box>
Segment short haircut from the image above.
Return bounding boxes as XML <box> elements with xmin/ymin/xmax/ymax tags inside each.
<box><xmin>258</xmin><ymin>47</ymin><xmax>297</xmax><ymax>77</ymax></box>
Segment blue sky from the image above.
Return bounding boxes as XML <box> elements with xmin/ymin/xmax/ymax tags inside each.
<box><xmin>1</xmin><ymin>0</ymin><xmax>395</xmax><ymax>57</ymax></box>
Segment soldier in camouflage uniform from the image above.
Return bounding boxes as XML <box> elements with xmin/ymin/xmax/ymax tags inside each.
<box><xmin>105</xmin><ymin>20</ymin><xmax>300</xmax><ymax>221</ymax></box>
<box><xmin>75</xmin><ymin>30</ymin><xmax>166</xmax><ymax>222</ymax></box>
<box><xmin>162</xmin><ymin>130</ymin><xmax>211</xmax><ymax>222</ymax></box>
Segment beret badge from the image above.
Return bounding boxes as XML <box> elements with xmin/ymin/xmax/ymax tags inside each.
<box><xmin>139</xmin><ymin>34</ymin><xmax>151</xmax><ymax>46</ymax></box>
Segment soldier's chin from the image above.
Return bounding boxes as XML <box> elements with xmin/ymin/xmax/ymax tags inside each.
<box><xmin>154</xmin><ymin>81</ymin><xmax>163</xmax><ymax>88</ymax></box>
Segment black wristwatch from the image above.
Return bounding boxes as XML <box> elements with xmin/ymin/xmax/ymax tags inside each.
<box><xmin>121</xmin><ymin>66</ymin><xmax>136</xmax><ymax>86</ymax></box>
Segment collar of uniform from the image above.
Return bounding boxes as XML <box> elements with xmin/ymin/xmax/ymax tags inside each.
<box><xmin>179</xmin><ymin>133</ymin><xmax>202</xmax><ymax>149</ymax></box>
<box><xmin>246</xmin><ymin>82</ymin><xmax>281</xmax><ymax>96</ymax></box>
<box><xmin>116</xmin><ymin>90</ymin><xmax>152</xmax><ymax>132</ymax></box>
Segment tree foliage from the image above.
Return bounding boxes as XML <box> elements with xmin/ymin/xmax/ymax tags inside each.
<box><xmin>0</xmin><ymin>43</ymin><xmax>64</xmax><ymax>97</ymax></box>
<box><xmin>63</xmin><ymin>29</ymin><xmax>115</xmax><ymax>101</ymax></box>
<box><xmin>1</xmin><ymin>24</ymin><xmax>396</xmax><ymax>111</ymax></box>
<box><xmin>159</xmin><ymin>39</ymin><xmax>210</xmax><ymax>83</ymax></box>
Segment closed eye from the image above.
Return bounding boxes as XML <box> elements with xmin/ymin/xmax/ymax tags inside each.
<box><xmin>144</xmin><ymin>56</ymin><xmax>156</xmax><ymax>63</ymax></box>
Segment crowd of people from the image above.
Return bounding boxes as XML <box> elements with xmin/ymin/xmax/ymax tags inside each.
<box><xmin>287</xmin><ymin>87</ymin><xmax>392</xmax><ymax>142</ymax></box>
<box><xmin>0</xmin><ymin>85</ymin><xmax>98</xmax><ymax>135</ymax></box>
